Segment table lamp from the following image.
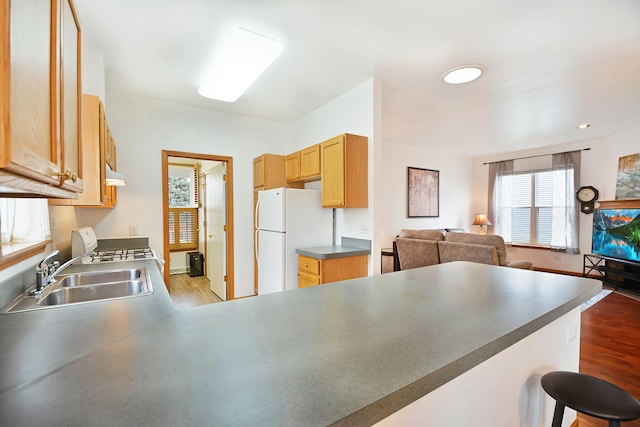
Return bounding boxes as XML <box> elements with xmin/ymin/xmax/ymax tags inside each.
<box><xmin>472</xmin><ymin>213</ymin><xmax>491</xmax><ymax>235</ymax></box>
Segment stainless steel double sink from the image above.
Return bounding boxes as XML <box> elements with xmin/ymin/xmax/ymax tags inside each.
<box><xmin>2</xmin><ymin>268</ymin><xmax>153</xmax><ymax>314</ymax></box>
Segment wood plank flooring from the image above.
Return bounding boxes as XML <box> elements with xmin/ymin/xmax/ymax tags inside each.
<box><xmin>169</xmin><ymin>273</ymin><xmax>222</xmax><ymax>309</ymax></box>
<box><xmin>578</xmin><ymin>290</ymin><xmax>640</xmax><ymax>427</ymax></box>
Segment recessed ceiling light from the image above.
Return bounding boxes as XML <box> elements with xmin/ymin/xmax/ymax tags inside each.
<box><xmin>577</xmin><ymin>123</ymin><xmax>591</xmax><ymax>129</ymax></box>
<box><xmin>198</xmin><ymin>28</ymin><xmax>283</xmax><ymax>102</ymax></box>
<box><xmin>442</xmin><ymin>65</ymin><xmax>485</xmax><ymax>84</ymax></box>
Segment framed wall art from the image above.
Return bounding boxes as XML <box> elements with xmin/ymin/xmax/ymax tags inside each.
<box><xmin>407</xmin><ymin>167</ymin><xmax>439</xmax><ymax>217</ymax></box>
<box><xmin>615</xmin><ymin>153</ymin><xmax>640</xmax><ymax>200</ymax></box>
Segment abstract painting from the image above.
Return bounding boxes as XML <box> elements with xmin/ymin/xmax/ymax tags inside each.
<box><xmin>407</xmin><ymin>167</ymin><xmax>439</xmax><ymax>217</ymax></box>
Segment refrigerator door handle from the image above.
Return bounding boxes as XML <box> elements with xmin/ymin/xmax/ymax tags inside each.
<box><xmin>255</xmin><ymin>229</ymin><xmax>260</xmax><ymax>266</ymax></box>
<box><xmin>255</xmin><ymin>196</ymin><xmax>261</xmax><ymax>230</ymax></box>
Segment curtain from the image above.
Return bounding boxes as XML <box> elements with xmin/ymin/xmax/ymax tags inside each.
<box><xmin>488</xmin><ymin>160</ymin><xmax>513</xmax><ymax>241</ymax></box>
<box><xmin>0</xmin><ymin>199</ymin><xmax>51</xmax><ymax>244</ymax></box>
<box><xmin>551</xmin><ymin>150</ymin><xmax>581</xmax><ymax>254</ymax></box>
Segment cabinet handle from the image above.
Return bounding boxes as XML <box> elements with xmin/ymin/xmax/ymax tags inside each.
<box><xmin>56</xmin><ymin>169</ymin><xmax>77</xmax><ymax>183</ymax></box>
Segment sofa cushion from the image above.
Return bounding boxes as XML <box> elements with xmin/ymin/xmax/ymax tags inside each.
<box><xmin>443</xmin><ymin>232</ymin><xmax>507</xmax><ymax>266</ymax></box>
<box><xmin>396</xmin><ymin>238</ymin><xmax>440</xmax><ymax>270</ymax></box>
<box><xmin>437</xmin><ymin>241</ymin><xmax>500</xmax><ymax>266</ymax></box>
<box><xmin>398</xmin><ymin>229</ymin><xmax>445</xmax><ymax>241</ymax></box>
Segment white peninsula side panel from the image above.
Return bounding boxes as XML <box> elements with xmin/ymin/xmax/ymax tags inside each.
<box><xmin>376</xmin><ymin>308</ymin><xmax>580</xmax><ymax>427</ymax></box>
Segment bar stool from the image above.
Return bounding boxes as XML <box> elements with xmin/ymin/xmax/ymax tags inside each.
<box><xmin>541</xmin><ymin>371</ymin><xmax>640</xmax><ymax>427</ymax></box>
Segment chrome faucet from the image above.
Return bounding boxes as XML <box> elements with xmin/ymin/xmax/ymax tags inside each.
<box><xmin>31</xmin><ymin>250</ymin><xmax>95</xmax><ymax>295</ymax></box>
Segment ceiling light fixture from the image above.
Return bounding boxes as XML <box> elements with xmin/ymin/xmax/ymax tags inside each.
<box><xmin>198</xmin><ymin>28</ymin><xmax>283</xmax><ymax>103</ymax></box>
<box><xmin>577</xmin><ymin>123</ymin><xmax>591</xmax><ymax>129</ymax></box>
<box><xmin>442</xmin><ymin>65</ymin><xmax>485</xmax><ymax>84</ymax></box>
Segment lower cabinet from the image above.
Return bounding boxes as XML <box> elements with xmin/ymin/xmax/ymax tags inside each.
<box><xmin>298</xmin><ymin>254</ymin><xmax>368</xmax><ymax>287</ymax></box>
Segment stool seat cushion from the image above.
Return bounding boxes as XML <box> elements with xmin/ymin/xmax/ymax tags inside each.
<box><xmin>541</xmin><ymin>371</ymin><xmax>640</xmax><ymax>422</ymax></box>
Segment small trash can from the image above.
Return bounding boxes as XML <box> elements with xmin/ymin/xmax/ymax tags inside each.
<box><xmin>188</xmin><ymin>252</ymin><xmax>204</xmax><ymax>277</ymax></box>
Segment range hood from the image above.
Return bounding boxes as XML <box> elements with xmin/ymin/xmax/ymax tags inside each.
<box><xmin>106</xmin><ymin>164</ymin><xmax>126</xmax><ymax>186</ymax></box>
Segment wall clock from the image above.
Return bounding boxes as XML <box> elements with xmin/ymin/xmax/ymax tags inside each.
<box><xmin>576</xmin><ymin>186</ymin><xmax>599</xmax><ymax>214</ymax></box>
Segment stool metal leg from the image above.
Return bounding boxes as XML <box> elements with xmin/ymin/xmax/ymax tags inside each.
<box><xmin>551</xmin><ymin>402</ymin><xmax>565</xmax><ymax>427</ymax></box>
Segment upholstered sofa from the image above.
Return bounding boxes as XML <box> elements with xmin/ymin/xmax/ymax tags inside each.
<box><xmin>395</xmin><ymin>229</ymin><xmax>534</xmax><ymax>270</ymax></box>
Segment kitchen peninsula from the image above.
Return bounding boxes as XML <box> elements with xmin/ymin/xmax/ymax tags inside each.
<box><xmin>0</xmin><ymin>261</ymin><xmax>600</xmax><ymax>426</ymax></box>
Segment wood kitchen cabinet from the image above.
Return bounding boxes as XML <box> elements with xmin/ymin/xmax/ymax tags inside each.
<box><xmin>298</xmin><ymin>254</ymin><xmax>368</xmax><ymax>287</ymax></box>
<box><xmin>0</xmin><ymin>0</ymin><xmax>83</xmax><ymax>198</ymax></box>
<box><xmin>300</xmin><ymin>144</ymin><xmax>321</xmax><ymax>180</ymax></box>
<box><xmin>50</xmin><ymin>95</ymin><xmax>117</xmax><ymax>207</ymax></box>
<box><xmin>286</xmin><ymin>144</ymin><xmax>321</xmax><ymax>183</ymax></box>
<box><xmin>285</xmin><ymin>151</ymin><xmax>301</xmax><ymax>182</ymax></box>
<box><xmin>253</xmin><ymin>154</ymin><xmax>287</xmax><ymax>189</ymax></box>
<box><xmin>320</xmin><ymin>134</ymin><xmax>368</xmax><ymax>208</ymax></box>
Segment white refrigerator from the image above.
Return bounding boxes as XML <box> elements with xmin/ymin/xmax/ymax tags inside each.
<box><xmin>256</xmin><ymin>187</ymin><xmax>333</xmax><ymax>294</ymax></box>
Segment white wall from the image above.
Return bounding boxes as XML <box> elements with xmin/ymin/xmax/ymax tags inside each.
<box><xmin>290</xmin><ymin>78</ymin><xmax>379</xmax><ymax>271</ymax></box>
<box><xmin>471</xmin><ymin>125</ymin><xmax>640</xmax><ymax>273</ymax></box>
<box><xmin>50</xmin><ymin>93</ymin><xmax>290</xmax><ymax>298</ymax></box>
<box><xmin>378</xmin><ymin>142</ymin><xmax>473</xmax><ymax>250</ymax></box>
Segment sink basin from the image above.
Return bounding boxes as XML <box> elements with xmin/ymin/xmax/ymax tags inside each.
<box><xmin>56</xmin><ymin>268</ymin><xmax>146</xmax><ymax>288</ymax></box>
<box><xmin>42</xmin><ymin>280</ymin><xmax>147</xmax><ymax>305</ymax></box>
<box><xmin>1</xmin><ymin>268</ymin><xmax>153</xmax><ymax>313</ymax></box>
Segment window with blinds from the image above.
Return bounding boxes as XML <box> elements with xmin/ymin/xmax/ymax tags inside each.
<box><xmin>168</xmin><ymin>208</ymin><xmax>198</xmax><ymax>251</ymax></box>
<box><xmin>501</xmin><ymin>169</ymin><xmax>571</xmax><ymax>246</ymax></box>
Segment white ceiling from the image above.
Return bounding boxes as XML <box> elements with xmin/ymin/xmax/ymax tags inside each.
<box><xmin>74</xmin><ymin>0</ymin><xmax>640</xmax><ymax>156</ymax></box>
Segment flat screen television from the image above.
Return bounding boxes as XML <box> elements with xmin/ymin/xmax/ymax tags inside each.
<box><xmin>592</xmin><ymin>208</ymin><xmax>640</xmax><ymax>262</ymax></box>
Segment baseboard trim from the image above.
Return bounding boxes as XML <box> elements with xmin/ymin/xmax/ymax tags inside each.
<box><xmin>170</xmin><ymin>268</ymin><xmax>189</xmax><ymax>275</ymax></box>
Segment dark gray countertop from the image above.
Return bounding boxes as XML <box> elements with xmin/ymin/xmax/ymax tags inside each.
<box><xmin>0</xmin><ymin>261</ymin><xmax>600</xmax><ymax>426</ymax></box>
<box><xmin>296</xmin><ymin>245</ymin><xmax>371</xmax><ymax>259</ymax></box>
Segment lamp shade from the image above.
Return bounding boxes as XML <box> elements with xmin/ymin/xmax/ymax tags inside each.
<box><xmin>472</xmin><ymin>213</ymin><xmax>492</xmax><ymax>226</ymax></box>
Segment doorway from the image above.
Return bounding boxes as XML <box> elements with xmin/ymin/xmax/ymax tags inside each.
<box><xmin>161</xmin><ymin>150</ymin><xmax>234</xmax><ymax>302</ymax></box>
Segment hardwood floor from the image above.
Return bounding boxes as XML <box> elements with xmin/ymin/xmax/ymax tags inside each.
<box><xmin>578</xmin><ymin>289</ymin><xmax>640</xmax><ymax>427</ymax></box>
<box><xmin>169</xmin><ymin>273</ymin><xmax>223</xmax><ymax>309</ymax></box>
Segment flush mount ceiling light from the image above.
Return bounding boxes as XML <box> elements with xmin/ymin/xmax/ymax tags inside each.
<box><xmin>442</xmin><ymin>65</ymin><xmax>485</xmax><ymax>84</ymax></box>
<box><xmin>577</xmin><ymin>123</ymin><xmax>591</xmax><ymax>129</ymax></box>
<box><xmin>198</xmin><ymin>28</ymin><xmax>283</xmax><ymax>103</ymax></box>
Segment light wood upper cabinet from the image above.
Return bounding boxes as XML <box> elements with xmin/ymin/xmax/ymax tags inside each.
<box><xmin>58</xmin><ymin>0</ymin><xmax>83</xmax><ymax>192</ymax></box>
<box><xmin>285</xmin><ymin>151</ymin><xmax>301</xmax><ymax>182</ymax></box>
<box><xmin>0</xmin><ymin>0</ymin><xmax>82</xmax><ymax>198</ymax></box>
<box><xmin>300</xmin><ymin>144</ymin><xmax>321</xmax><ymax>180</ymax></box>
<box><xmin>286</xmin><ymin>144</ymin><xmax>321</xmax><ymax>182</ymax></box>
<box><xmin>253</xmin><ymin>154</ymin><xmax>287</xmax><ymax>189</ymax></box>
<box><xmin>321</xmin><ymin>134</ymin><xmax>368</xmax><ymax>208</ymax></box>
<box><xmin>50</xmin><ymin>95</ymin><xmax>117</xmax><ymax>208</ymax></box>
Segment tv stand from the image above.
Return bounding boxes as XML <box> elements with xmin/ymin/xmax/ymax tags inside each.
<box><xmin>584</xmin><ymin>254</ymin><xmax>640</xmax><ymax>295</ymax></box>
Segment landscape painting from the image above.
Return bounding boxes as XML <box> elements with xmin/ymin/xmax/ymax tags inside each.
<box><xmin>615</xmin><ymin>153</ymin><xmax>640</xmax><ymax>200</ymax></box>
<box><xmin>592</xmin><ymin>208</ymin><xmax>640</xmax><ymax>262</ymax></box>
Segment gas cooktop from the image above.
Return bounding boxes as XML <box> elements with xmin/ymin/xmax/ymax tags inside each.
<box><xmin>92</xmin><ymin>247</ymin><xmax>156</xmax><ymax>263</ymax></box>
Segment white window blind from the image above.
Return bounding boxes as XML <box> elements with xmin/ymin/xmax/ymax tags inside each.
<box><xmin>497</xmin><ymin>168</ymin><xmax>573</xmax><ymax>246</ymax></box>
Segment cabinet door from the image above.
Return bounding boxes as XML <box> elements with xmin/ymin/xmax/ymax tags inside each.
<box><xmin>321</xmin><ymin>136</ymin><xmax>345</xmax><ymax>207</ymax></box>
<box><xmin>253</xmin><ymin>156</ymin><xmax>265</xmax><ymax>188</ymax></box>
<box><xmin>3</xmin><ymin>0</ymin><xmax>60</xmax><ymax>185</ymax></box>
<box><xmin>58</xmin><ymin>0</ymin><xmax>83</xmax><ymax>192</ymax></box>
<box><xmin>285</xmin><ymin>151</ymin><xmax>300</xmax><ymax>181</ymax></box>
<box><xmin>321</xmin><ymin>255</ymin><xmax>368</xmax><ymax>284</ymax></box>
<box><xmin>300</xmin><ymin>144</ymin><xmax>321</xmax><ymax>179</ymax></box>
<box><xmin>298</xmin><ymin>271</ymin><xmax>320</xmax><ymax>288</ymax></box>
